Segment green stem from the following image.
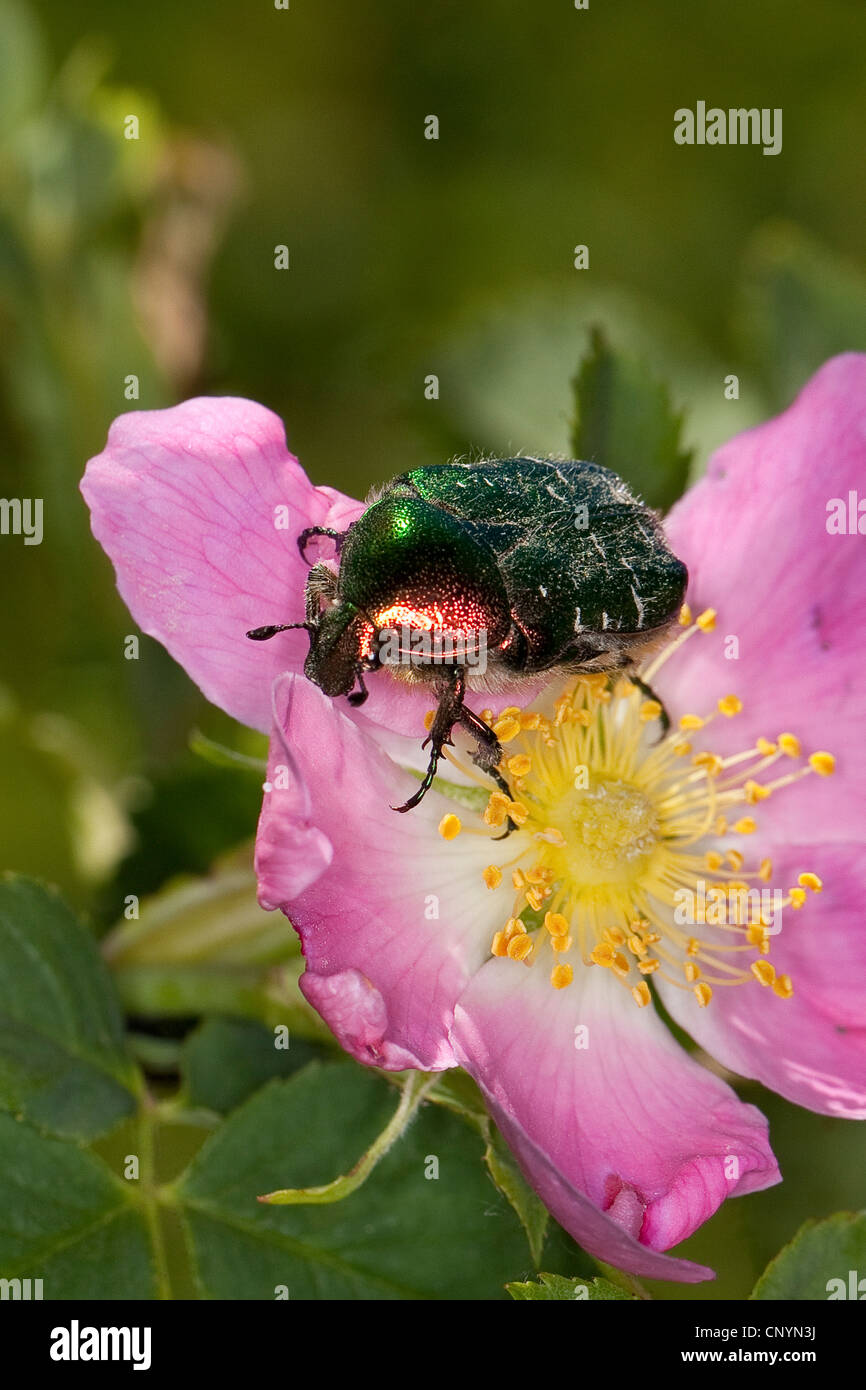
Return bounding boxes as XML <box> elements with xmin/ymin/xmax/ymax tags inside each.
<box><xmin>260</xmin><ymin>1071</ymin><xmax>436</xmax><ymax>1205</ymax></box>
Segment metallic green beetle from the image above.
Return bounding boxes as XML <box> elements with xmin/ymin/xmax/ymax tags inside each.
<box><xmin>248</xmin><ymin>457</ymin><xmax>688</xmax><ymax>813</ymax></box>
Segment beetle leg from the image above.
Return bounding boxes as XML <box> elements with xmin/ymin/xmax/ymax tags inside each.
<box><xmin>630</xmin><ymin>672</ymin><xmax>671</xmax><ymax>736</ymax></box>
<box><xmin>297</xmin><ymin>526</ymin><xmax>345</xmax><ymax>565</ymax></box>
<box><xmin>391</xmin><ymin>677</ymin><xmax>459</xmax><ymax>813</ymax></box>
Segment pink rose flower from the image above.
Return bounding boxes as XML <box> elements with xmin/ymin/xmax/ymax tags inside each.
<box><xmin>81</xmin><ymin>354</ymin><xmax>866</xmax><ymax>1282</ymax></box>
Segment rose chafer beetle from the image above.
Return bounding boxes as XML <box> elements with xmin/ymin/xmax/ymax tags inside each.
<box><xmin>248</xmin><ymin>457</ymin><xmax>688</xmax><ymax>814</ymax></box>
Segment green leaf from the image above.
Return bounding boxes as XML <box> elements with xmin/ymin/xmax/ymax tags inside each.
<box><xmin>483</xmin><ymin>1123</ymin><xmax>549</xmax><ymax>1268</ymax></box>
<box><xmin>182</xmin><ymin>1017</ymin><xmax>322</xmax><ymax>1114</ymax></box>
<box><xmin>174</xmin><ymin>1062</ymin><xmax>535</xmax><ymax>1298</ymax></box>
<box><xmin>570</xmin><ymin>325</ymin><xmax>693</xmax><ymax>511</ymax></box>
<box><xmin>736</xmin><ymin>222</ymin><xmax>866</xmax><ymax>410</ymax></box>
<box><xmin>0</xmin><ymin>877</ymin><xmax>136</xmax><ymax>1140</ymax></box>
<box><xmin>507</xmin><ymin>1271</ymin><xmax>637</xmax><ymax>1301</ymax></box>
<box><xmin>0</xmin><ymin>1112</ymin><xmax>156</xmax><ymax>1298</ymax></box>
<box><xmin>751</xmin><ymin>1211</ymin><xmax>866</xmax><ymax>1301</ymax></box>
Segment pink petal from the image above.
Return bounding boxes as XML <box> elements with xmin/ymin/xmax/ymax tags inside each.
<box><xmin>657</xmin><ymin>841</ymin><xmax>866</xmax><ymax>1117</ymax></box>
<box><xmin>81</xmin><ymin>397</ymin><xmax>358</xmax><ymax>733</ymax></box>
<box><xmin>660</xmin><ymin>354</ymin><xmax>866</xmax><ymax>843</ymax></box>
<box><xmin>451</xmin><ymin>955</ymin><xmax>780</xmax><ymax>1281</ymax></box>
<box><xmin>255</xmin><ymin>675</ymin><xmax>508</xmax><ymax>1070</ymax></box>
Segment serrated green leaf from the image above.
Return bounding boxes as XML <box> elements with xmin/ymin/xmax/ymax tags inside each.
<box><xmin>751</xmin><ymin>1211</ymin><xmax>866</xmax><ymax>1301</ymax></box>
<box><xmin>0</xmin><ymin>876</ymin><xmax>136</xmax><ymax>1140</ymax></box>
<box><xmin>0</xmin><ymin>1112</ymin><xmax>155</xmax><ymax>1297</ymax></box>
<box><xmin>173</xmin><ymin>1062</ymin><xmax>534</xmax><ymax>1299</ymax></box>
<box><xmin>570</xmin><ymin>325</ymin><xmax>692</xmax><ymax>510</ymax></box>
<box><xmin>182</xmin><ymin>1017</ymin><xmax>323</xmax><ymax>1114</ymax></box>
<box><xmin>507</xmin><ymin>1271</ymin><xmax>637</xmax><ymax>1300</ymax></box>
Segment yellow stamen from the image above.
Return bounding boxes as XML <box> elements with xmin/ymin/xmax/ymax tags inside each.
<box><xmin>696</xmin><ymin>608</ymin><xmax>717</xmax><ymax>631</ymax></box>
<box><xmin>778</xmin><ymin>732</ymin><xmax>801</xmax><ymax>758</ymax></box>
<box><xmin>482</xmin><ymin>864</ymin><xmax>502</xmax><ymax>890</ymax></box>
<box><xmin>718</xmin><ymin>694</ymin><xmax>742</xmax><ymax>717</ymax></box>
<box><xmin>751</xmin><ymin>959</ymin><xmax>776</xmax><ymax>987</ymax></box>
<box><xmin>492</xmin><ymin>716</ymin><xmax>521</xmax><ymax>743</ymax></box>
<box><xmin>506</xmin><ymin>753</ymin><xmax>532</xmax><ymax>777</ymax></box>
<box><xmin>694</xmin><ymin>983</ymin><xmax>713</xmax><ymax>1006</ymax></box>
<box><xmin>798</xmin><ymin>872</ymin><xmax>823</xmax><ymax>892</ymax></box>
<box><xmin>809</xmin><ymin>751</ymin><xmax>835</xmax><ymax>776</ymax></box>
<box><xmin>551</xmin><ymin>963</ymin><xmax>573</xmax><ymax>989</ymax></box>
<box><xmin>438</xmin><ymin>813</ymin><xmax>462</xmax><ymax>840</ymax></box>
<box><xmin>507</xmin><ymin>933</ymin><xmax>533</xmax><ymax>962</ymax></box>
<box><xmin>631</xmin><ymin>982</ymin><xmax>652</xmax><ymax>1007</ymax></box>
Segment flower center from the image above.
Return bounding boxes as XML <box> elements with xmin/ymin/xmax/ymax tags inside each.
<box><xmin>549</xmin><ymin>777</ymin><xmax>659</xmax><ymax>885</ymax></box>
<box><xmin>435</xmin><ymin>604</ymin><xmax>835</xmax><ymax>1011</ymax></box>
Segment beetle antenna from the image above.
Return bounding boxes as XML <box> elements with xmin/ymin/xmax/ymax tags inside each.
<box><xmin>246</xmin><ymin>623</ymin><xmax>311</xmax><ymax>641</ymax></box>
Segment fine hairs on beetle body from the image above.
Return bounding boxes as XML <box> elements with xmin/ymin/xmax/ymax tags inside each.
<box><xmin>248</xmin><ymin>456</ymin><xmax>688</xmax><ymax>814</ymax></box>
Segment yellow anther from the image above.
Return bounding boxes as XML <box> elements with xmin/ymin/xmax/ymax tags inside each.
<box><xmin>679</xmin><ymin>713</ymin><xmax>705</xmax><ymax>731</ymax></box>
<box><xmin>759</xmin><ymin>858</ymin><xmax>773</xmax><ymax>881</ymax></box>
<box><xmin>544</xmin><ymin>911</ymin><xmax>570</xmax><ymax>937</ymax></box>
<box><xmin>746</xmin><ymin>922</ymin><xmax>769</xmax><ymax>948</ymax></box>
<box><xmin>686</xmin><ymin>937</ymin><xmax>701</xmax><ymax>956</ymax></box>
<box><xmin>507</xmin><ymin>933</ymin><xmax>534</xmax><ymax>962</ymax></box>
<box><xmin>809</xmin><ymin>751</ymin><xmax>836</xmax><ymax>776</ymax></box>
<box><xmin>483</xmin><ymin>793</ymin><xmax>510</xmax><ymax>827</ymax></box>
<box><xmin>640</xmin><ymin>700</ymin><xmax>663</xmax><ymax>723</ymax></box>
<box><xmin>684</xmin><ymin>961</ymin><xmax>701</xmax><ymax>983</ymax></box>
<box><xmin>693</xmin><ymin>752</ymin><xmax>724</xmax><ymax>776</ymax></box>
<box><xmin>536</xmin><ymin>826</ymin><xmax>566</xmax><ymax>847</ymax></box>
<box><xmin>519</xmin><ymin>711</ymin><xmax>541</xmax><ymax>731</ymax></box>
<box><xmin>590</xmin><ymin>943</ymin><xmax>615</xmax><ymax>968</ymax></box>
<box><xmin>511</xmin><ymin>869</ymin><xmax>525</xmax><ymax>889</ymax></box>
<box><xmin>788</xmin><ymin>887</ymin><xmax>806</xmax><ymax>908</ymax></box>
<box><xmin>423</xmin><ymin>709</ymin><xmax>436</xmax><ymax>732</ymax></box>
<box><xmin>678</xmin><ymin>602</ymin><xmax>693</xmax><ymax>626</ymax></box>
<box><xmin>744</xmin><ymin>779</ymin><xmax>770</xmax><ymax>803</ymax></box>
<box><xmin>551</xmin><ymin>963</ymin><xmax>574</xmax><ymax>990</ymax></box>
<box><xmin>644</xmin><ymin>931</ymin><xmax>661</xmax><ymax>945</ymax></box>
<box><xmin>798</xmin><ymin>872</ymin><xmax>823</xmax><ymax>893</ymax></box>
<box><xmin>704</xmin><ymin>850</ymin><xmax>723</xmax><ymax>871</ymax></box>
<box><xmin>631</xmin><ymin>982</ymin><xmax>652</xmax><ymax>1008</ymax></box>
<box><xmin>611</xmin><ymin>951</ymin><xmax>630</xmax><ymax>978</ymax></box>
<box><xmin>500</xmin><ymin>706</ymin><xmax>521</xmax><ymax>720</ymax></box>
<box><xmin>503</xmin><ymin>917</ymin><xmax>526</xmax><ymax>940</ymax></box>
<box><xmin>726</xmin><ymin>850</ymin><xmax>744</xmax><ymax>871</ymax></box>
<box><xmin>693</xmin><ymin>983</ymin><xmax>713</xmax><ymax>1006</ymax></box>
<box><xmin>491</xmin><ymin>932</ymin><xmax>508</xmax><ymax>957</ymax></box>
<box><xmin>718</xmin><ymin>694</ymin><xmax>743</xmax><ymax>717</ymax></box>
<box><xmin>673</xmin><ymin>740</ymin><xmax>692</xmax><ymax>756</ymax></box>
<box><xmin>525</xmin><ymin>867</ymin><xmax>547</xmax><ymax>884</ymax></box>
<box><xmin>751</xmin><ymin>959</ymin><xmax>776</xmax><ymax>987</ymax></box>
<box><xmin>493</xmin><ymin>716</ymin><xmax>521</xmax><ymax>743</ymax></box>
<box><xmin>438</xmin><ymin>813</ymin><xmax>462</xmax><ymax>840</ymax></box>
<box><xmin>696</xmin><ymin>608</ymin><xmax>717</xmax><ymax>632</ymax></box>
<box><xmin>604</xmin><ymin>926</ymin><xmax>626</xmax><ymax>947</ymax></box>
<box><xmin>756</xmin><ymin>737</ymin><xmax>777</xmax><ymax>756</ymax></box>
<box><xmin>638</xmin><ymin>958</ymin><xmax>660</xmax><ymax>975</ymax></box>
<box><xmin>480</xmin><ymin>708</ymin><xmax>494</xmax><ymax>725</ymax></box>
<box><xmin>778</xmin><ymin>732</ymin><xmax>801</xmax><ymax>758</ymax></box>
<box><xmin>733</xmin><ymin>816</ymin><xmax>757</xmax><ymax>834</ymax></box>
<box><xmin>506</xmin><ymin>753</ymin><xmax>532</xmax><ymax>777</ymax></box>
<box><xmin>627</xmin><ymin>934</ymin><xmax>648</xmax><ymax>958</ymax></box>
<box><xmin>482</xmin><ymin>865</ymin><xmax>502</xmax><ymax>890</ymax></box>
<box><xmin>551</xmin><ymin>935</ymin><xmax>573</xmax><ymax>954</ymax></box>
<box><xmin>772</xmin><ymin>974</ymin><xmax>794</xmax><ymax>1000</ymax></box>
<box><xmin>507</xmin><ymin>800</ymin><xmax>529</xmax><ymax>825</ymax></box>
<box><xmin>525</xmin><ymin>886</ymin><xmax>546</xmax><ymax>911</ymax></box>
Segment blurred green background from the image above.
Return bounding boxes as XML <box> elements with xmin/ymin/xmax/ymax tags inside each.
<box><xmin>1</xmin><ymin>0</ymin><xmax>864</xmax><ymax>1299</ymax></box>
